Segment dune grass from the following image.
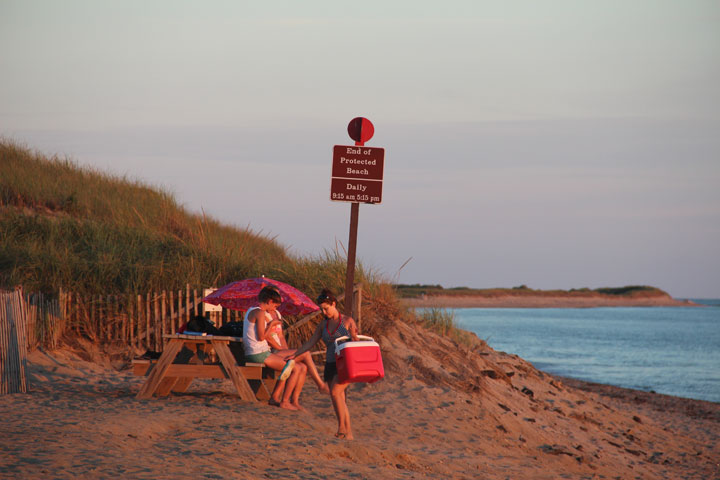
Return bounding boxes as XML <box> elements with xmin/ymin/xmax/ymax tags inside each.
<box><xmin>419</xmin><ymin>308</ymin><xmax>457</xmax><ymax>336</ymax></box>
<box><xmin>0</xmin><ymin>139</ymin><xmax>376</xmax><ymax>301</ymax></box>
<box><xmin>417</xmin><ymin>307</ymin><xmax>478</xmax><ymax>347</ymax></box>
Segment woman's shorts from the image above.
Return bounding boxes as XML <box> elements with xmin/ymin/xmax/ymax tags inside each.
<box><xmin>323</xmin><ymin>362</ymin><xmax>337</xmax><ymax>383</ymax></box>
<box><xmin>244</xmin><ymin>351</ymin><xmax>271</xmax><ymax>364</ymax></box>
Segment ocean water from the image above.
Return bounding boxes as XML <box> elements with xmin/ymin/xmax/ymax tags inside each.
<box><xmin>451</xmin><ymin>305</ymin><xmax>720</xmax><ymax>403</ymax></box>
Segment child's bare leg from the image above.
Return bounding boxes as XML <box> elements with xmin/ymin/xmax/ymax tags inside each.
<box><xmin>279</xmin><ymin>368</ymin><xmax>301</xmax><ymax>410</ymax></box>
<box><xmin>269</xmin><ymin>378</ymin><xmax>286</xmax><ymax>405</ymax></box>
<box><xmin>298</xmin><ymin>352</ymin><xmax>328</xmax><ymax>392</ymax></box>
<box><xmin>290</xmin><ymin>363</ymin><xmax>307</xmax><ymax>410</ymax></box>
<box><xmin>264</xmin><ymin>353</ymin><xmax>298</xmax><ymax>410</ymax></box>
<box><xmin>273</xmin><ymin>349</ymin><xmax>328</xmax><ymax>392</ymax></box>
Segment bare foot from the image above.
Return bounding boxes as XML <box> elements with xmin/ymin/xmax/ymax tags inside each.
<box><xmin>318</xmin><ymin>382</ymin><xmax>330</xmax><ymax>394</ymax></box>
<box><xmin>291</xmin><ymin>402</ymin><xmax>307</xmax><ymax>412</ymax></box>
<box><xmin>335</xmin><ymin>431</ymin><xmax>353</xmax><ymax>440</ymax></box>
<box><xmin>279</xmin><ymin>401</ymin><xmax>299</xmax><ymax>411</ymax></box>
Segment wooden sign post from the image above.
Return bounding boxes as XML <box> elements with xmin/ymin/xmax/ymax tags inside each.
<box><xmin>331</xmin><ymin>117</ymin><xmax>385</xmax><ymax>316</ymax></box>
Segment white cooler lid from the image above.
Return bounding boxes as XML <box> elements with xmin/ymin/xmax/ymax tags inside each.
<box><xmin>336</xmin><ymin>340</ymin><xmax>379</xmax><ymax>353</ymax></box>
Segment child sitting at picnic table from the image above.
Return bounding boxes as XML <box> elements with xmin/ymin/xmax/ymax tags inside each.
<box><xmin>243</xmin><ymin>286</ymin><xmax>306</xmax><ymax>410</ymax></box>
<box><xmin>265</xmin><ymin>308</ymin><xmax>330</xmax><ymax>395</ymax></box>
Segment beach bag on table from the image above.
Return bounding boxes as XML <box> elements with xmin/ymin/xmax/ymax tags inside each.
<box><xmin>183</xmin><ymin>315</ymin><xmax>220</xmax><ymax>335</ymax></box>
<box><xmin>334</xmin><ymin>335</ymin><xmax>385</xmax><ymax>383</ymax></box>
<box><xmin>218</xmin><ymin>321</ymin><xmax>243</xmax><ymax>337</ymax></box>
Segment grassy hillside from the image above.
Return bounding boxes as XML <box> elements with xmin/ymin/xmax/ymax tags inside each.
<box><xmin>394</xmin><ymin>284</ymin><xmax>671</xmax><ymax>299</ymax></box>
<box><xmin>0</xmin><ymin>140</ymin><xmax>390</xmax><ymax>305</ymax></box>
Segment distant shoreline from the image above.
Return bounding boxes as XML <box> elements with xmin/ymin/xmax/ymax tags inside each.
<box><xmin>401</xmin><ymin>294</ymin><xmax>699</xmax><ymax>308</ymax></box>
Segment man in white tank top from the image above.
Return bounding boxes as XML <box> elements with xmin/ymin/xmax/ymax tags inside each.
<box><xmin>243</xmin><ymin>286</ymin><xmax>307</xmax><ymax>410</ymax></box>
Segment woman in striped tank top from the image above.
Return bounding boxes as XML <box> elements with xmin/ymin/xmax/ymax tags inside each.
<box><xmin>292</xmin><ymin>289</ymin><xmax>359</xmax><ymax>440</ymax></box>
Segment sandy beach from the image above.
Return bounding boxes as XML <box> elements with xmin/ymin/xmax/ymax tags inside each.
<box><xmin>1</xmin><ymin>320</ymin><xmax>718</xmax><ymax>480</ymax></box>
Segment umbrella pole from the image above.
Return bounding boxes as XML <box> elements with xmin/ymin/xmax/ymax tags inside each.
<box><xmin>344</xmin><ymin>202</ymin><xmax>359</xmax><ymax>317</ymax></box>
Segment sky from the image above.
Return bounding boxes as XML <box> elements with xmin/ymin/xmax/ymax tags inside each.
<box><xmin>2</xmin><ymin>0</ymin><xmax>719</xmax><ymax>298</ymax></box>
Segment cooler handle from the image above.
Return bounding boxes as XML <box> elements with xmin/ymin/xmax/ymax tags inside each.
<box><xmin>334</xmin><ymin>335</ymin><xmax>375</xmax><ymax>347</ymax></box>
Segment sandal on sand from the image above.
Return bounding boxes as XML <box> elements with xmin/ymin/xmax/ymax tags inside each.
<box><xmin>279</xmin><ymin>359</ymin><xmax>295</xmax><ymax>381</ymax></box>
<box><xmin>268</xmin><ymin>398</ymin><xmax>281</xmax><ymax>407</ymax></box>
<box><xmin>334</xmin><ymin>433</ymin><xmax>346</xmax><ymax>439</ymax></box>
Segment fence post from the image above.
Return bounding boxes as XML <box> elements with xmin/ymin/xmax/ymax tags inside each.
<box><xmin>51</xmin><ymin>293</ymin><xmax>62</xmax><ymax>350</ymax></box>
<box><xmin>145</xmin><ymin>292</ymin><xmax>151</xmax><ymax>350</ymax></box>
<box><xmin>127</xmin><ymin>295</ymin><xmax>134</xmax><ymax>347</ymax></box>
<box><xmin>161</xmin><ymin>291</ymin><xmax>167</xmax><ymax>347</ymax></box>
<box><xmin>67</xmin><ymin>292</ymin><xmax>73</xmax><ymax>343</ymax></box>
<box><xmin>169</xmin><ymin>290</ymin><xmax>176</xmax><ymax>334</ymax></box>
<box><xmin>152</xmin><ymin>292</ymin><xmax>159</xmax><ymax>352</ymax></box>
<box><xmin>105</xmin><ymin>295</ymin><xmax>112</xmax><ymax>342</ymax></box>
<box><xmin>136</xmin><ymin>294</ymin><xmax>143</xmax><ymax>351</ymax></box>
<box><xmin>177</xmin><ymin>289</ymin><xmax>183</xmax><ymax>331</ymax></box>
<box><xmin>95</xmin><ymin>295</ymin><xmax>101</xmax><ymax>342</ymax></box>
<box><xmin>113</xmin><ymin>295</ymin><xmax>120</xmax><ymax>341</ymax></box>
<box><xmin>25</xmin><ymin>293</ymin><xmax>36</xmax><ymax>351</ymax></box>
<box><xmin>185</xmin><ymin>284</ymin><xmax>190</xmax><ymax>325</ymax></box>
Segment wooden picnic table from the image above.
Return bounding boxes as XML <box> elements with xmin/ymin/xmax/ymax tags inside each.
<box><xmin>135</xmin><ymin>333</ymin><xmax>276</xmax><ymax>401</ymax></box>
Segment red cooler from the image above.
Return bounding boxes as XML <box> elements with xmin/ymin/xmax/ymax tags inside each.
<box><xmin>335</xmin><ymin>335</ymin><xmax>385</xmax><ymax>383</ymax></box>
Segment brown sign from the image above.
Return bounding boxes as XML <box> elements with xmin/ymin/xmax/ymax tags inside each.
<box><xmin>330</xmin><ymin>178</ymin><xmax>382</xmax><ymax>204</ymax></box>
<box><xmin>331</xmin><ymin>145</ymin><xmax>384</xmax><ymax>204</ymax></box>
<box><xmin>332</xmin><ymin>145</ymin><xmax>384</xmax><ymax>180</ymax></box>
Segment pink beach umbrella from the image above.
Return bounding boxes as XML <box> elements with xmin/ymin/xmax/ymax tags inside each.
<box><xmin>202</xmin><ymin>277</ymin><xmax>319</xmax><ymax>316</ymax></box>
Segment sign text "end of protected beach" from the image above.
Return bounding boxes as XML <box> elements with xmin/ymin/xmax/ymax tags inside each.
<box><xmin>331</xmin><ymin>145</ymin><xmax>384</xmax><ymax>204</ymax></box>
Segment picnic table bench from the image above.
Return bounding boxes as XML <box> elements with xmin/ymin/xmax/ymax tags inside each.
<box><xmin>134</xmin><ymin>333</ymin><xmax>277</xmax><ymax>401</ymax></box>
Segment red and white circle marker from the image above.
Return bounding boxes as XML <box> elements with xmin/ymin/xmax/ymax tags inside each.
<box><xmin>347</xmin><ymin>117</ymin><xmax>374</xmax><ymax>145</ymax></box>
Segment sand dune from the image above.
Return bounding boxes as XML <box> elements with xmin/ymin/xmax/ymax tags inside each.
<box><xmin>1</xmin><ymin>320</ymin><xmax>717</xmax><ymax>479</ymax></box>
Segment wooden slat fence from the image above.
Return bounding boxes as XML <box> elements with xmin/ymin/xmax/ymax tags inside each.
<box><xmin>1</xmin><ymin>289</ymin><xmax>29</xmax><ymax>394</ymax></box>
<box><xmin>62</xmin><ymin>286</ymin><xmax>219</xmax><ymax>353</ymax></box>
<box><xmin>27</xmin><ymin>291</ymin><xmax>63</xmax><ymax>351</ymax></box>
<box><xmin>1</xmin><ymin>283</ymin><xmax>363</xmax><ymax>366</ymax></box>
